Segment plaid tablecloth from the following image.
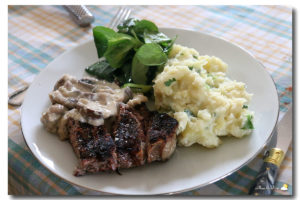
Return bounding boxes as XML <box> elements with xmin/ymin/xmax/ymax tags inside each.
<box><xmin>8</xmin><ymin>5</ymin><xmax>293</xmax><ymax>195</ymax></box>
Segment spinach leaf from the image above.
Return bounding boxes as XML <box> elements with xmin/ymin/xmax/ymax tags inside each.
<box><xmin>131</xmin><ymin>54</ymin><xmax>148</xmax><ymax>84</ymax></box>
<box><xmin>93</xmin><ymin>27</ymin><xmax>116</xmax><ymax>58</ymax></box>
<box><xmin>117</xmin><ymin>18</ymin><xmax>139</xmax><ymax>34</ymax></box>
<box><xmin>113</xmin><ymin>62</ymin><xmax>132</xmax><ymax>84</ymax></box>
<box><xmin>86</xmin><ymin>60</ymin><xmax>133</xmax><ymax>85</ymax></box>
<box><xmin>104</xmin><ymin>34</ymin><xmax>136</xmax><ymax>68</ymax></box>
<box><xmin>156</xmin><ymin>64</ymin><xmax>165</xmax><ymax>75</ymax></box>
<box><xmin>134</xmin><ymin>19</ymin><xmax>159</xmax><ymax>36</ymax></box>
<box><xmin>160</xmin><ymin>35</ymin><xmax>177</xmax><ymax>54</ymax></box>
<box><xmin>93</xmin><ymin>26</ymin><xmax>138</xmax><ymax>68</ymax></box>
<box><xmin>117</xmin><ymin>18</ymin><xmax>143</xmax><ymax>44</ymax></box>
<box><xmin>131</xmin><ymin>43</ymin><xmax>167</xmax><ymax>84</ymax></box>
<box><xmin>92</xmin><ymin>19</ymin><xmax>175</xmax><ymax>86</ymax></box>
<box><xmin>118</xmin><ymin>18</ymin><xmax>176</xmax><ymax>54</ymax></box>
<box><xmin>146</xmin><ymin>66</ymin><xmax>158</xmax><ymax>84</ymax></box>
<box><xmin>242</xmin><ymin>115</ymin><xmax>254</xmax><ymax>130</ymax></box>
<box><xmin>144</xmin><ymin>31</ymin><xmax>177</xmax><ymax>55</ymax></box>
<box><xmin>122</xmin><ymin>83</ymin><xmax>152</xmax><ymax>93</ymax></box>
<box><xmin>144</xmin><ymin>32</ymin><xmax>171</xmax><ymax>44</ymax></box>
<box><xmin>136</xmin><ymin>43</ymin><xmax>167</xmax><ymax>66</ymax></box>
<box><xmin>118</xmin><ymin>18</ymin><xmax>158</xmax><ymax>38</ymax></box>
<box><xmin>85</xmin><ymin>60</ymin><xmax>116</xmax><ymax>82</ymax></box>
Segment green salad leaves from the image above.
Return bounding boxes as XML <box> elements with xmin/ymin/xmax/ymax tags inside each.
<box><xmin>85</xmin><ymin>18</ymin><xmax>176</xmax><ymax>93</ymax></box>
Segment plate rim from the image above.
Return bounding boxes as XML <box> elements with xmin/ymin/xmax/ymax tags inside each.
<box><xmin>20</xmin><ymin>27</ymin><xmax>280</xmax><ymax>195</ymax></box>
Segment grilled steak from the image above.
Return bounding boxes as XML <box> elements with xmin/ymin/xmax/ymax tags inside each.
<box><xmin>113</xmin><ymin>104</ymin><xmax>146</xmax><ymax>168</ymax></box>
<box><xmin>129</xmin><ymin>103</ymin><xmax>154</xmax><ymax>133</ymax></box>
<box><xmin>41</xmin><ymin>75</ymin><xmax>180</xmax><ymax>176</ymax></box>
<box><xmin>68</xmin><ymin>104</ymin><xmax>178</xmax><ymax>175</ymax></box>
<box><xmin>146</xmin><ymin>113</ymin><xmax>178</xmax><ymax>163</ymax></box>
<box><xmin>67</xmin><ymin>118</ymin><xmax>117</xmax><ymax>176</ymax></box>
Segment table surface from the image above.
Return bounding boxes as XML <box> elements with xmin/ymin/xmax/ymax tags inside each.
<box><xmin>8</xmin><ymin>5</ymin><xmax>293</xmax><ymax>195</ymax></box>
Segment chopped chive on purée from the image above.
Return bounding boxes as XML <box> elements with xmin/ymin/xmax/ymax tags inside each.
<box><xmin>164</xmin><ymin>78</ymin><xmax>176</xmax><ymax>86</ymax></box>
<box><xmin>205</xmin><ymin>83</ymin><xmax>211</xmax><ymax>89</ymax></box>
<box><xmin>241</xmin><ymin>115</ymin><xmax>254</xmax><ymax>130</ymax></box>
<box><xmin>184</xmin><ymin>109</ymin><xmax>195</xmax><ymax>117</ymax></box>
<box><xmin>242</xmin><ymin>105</ymin><xmax>248</xmax><ymax>109</ymax></box>
<box><xmin>207</xmin><ymin>73</ymin><xmax>216</xmax><ymax>80</ymax></box>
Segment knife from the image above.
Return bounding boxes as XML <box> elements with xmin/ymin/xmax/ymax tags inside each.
<box><xmin>64</xmin><ymin>5</ymin><xmax>95</xmax><ymax>27</ymax></box>
<box><xmin>249</xmin><ymin>105</ymin><xmax>292</xmax><ymax>195</ymax></box>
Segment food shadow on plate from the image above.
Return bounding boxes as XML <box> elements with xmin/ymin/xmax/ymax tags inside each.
<box><xmin>88</xmin><ymin>137</ymin><xmax>252</xmax><ymax>192</ymax></box>
<box><xmin>30</xmin><ymin>123</ymin><xmax>252</xmax><ymax>192</ymax></box>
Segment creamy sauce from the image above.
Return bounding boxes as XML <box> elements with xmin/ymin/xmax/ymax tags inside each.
<box><xmin>127</xmin><ymin>93</ymin><xmax>148</xmax><ymax>107</ymax></box>
<box><xmin>41</xmin><ymin>74</ymin><xmax>136</xmax><ymax>140</ymax></box>
<box><xmin>40</xmin><ymin>104</ymin><xmax>67</xmax><ymax>134</ymax></box>
<box><xmin>57</xmin><ymin>109</ymin><xmax>86</xmax><ymax>140</ymax></box>
<box><xmin>49</xmin><ymin>74</ymin><xmax>129</xmax><ymax>126</ymax></box>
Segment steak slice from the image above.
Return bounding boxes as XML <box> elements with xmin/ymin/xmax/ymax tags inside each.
<box><xmin>67</xmin><ymin>119</ymin><xmax>117</xmax><ymax>176</ymax></box>
<box><xmin>146</xmin><ymin>113</ymin><xmax>178</xmax><ymax>163</ymax></box>
<box><xmin>113</xmin><ymin>104</ymin><xmax>146</xmax><ymax>168</ymax></box>
<box><xmin>130</xmin><ymin>103</ymin><xmax>154</xmax><ymax>134</ymax></box>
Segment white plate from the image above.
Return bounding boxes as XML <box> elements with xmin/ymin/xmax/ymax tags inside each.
<box><xmin>21</xmin><ymin>28</ymin><xmax>279</xmax><ymax>195</ymax></box>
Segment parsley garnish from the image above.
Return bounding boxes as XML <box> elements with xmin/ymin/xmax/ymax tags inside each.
<box><xmin>242</xmin><ymin>115</ymin><xmax>254</xmax><ymax>130</ymax></box>
<box><xmin>205</xmin><ymin>83</ymin><xmax>211</xmax><ymax>89</ymax></box>
<box><xmin>188</xmin><ymin>66</ymin><xmax>194</xmax><ymax>71</ymax></box>
<box><xmin>207</xmin><ymin>73</ymin><xmax>216</xmax><ymax>80</ymax></box>
<box><xmin>184</xmin><ymin>109</ymin><xmax>195</xmax><ymax>117</ymax></box>
<box><xmin>164</xmin><ymin>78</ymin><xmax>176</xmax><ymax>86</ymax></box>
<box><xmin>242</xmin><ymin>105</ymin><xmax>248</xmax><ymax>109</ymax></box>
<box><xmin>193</xmin><ymin>55</ymin><xmax>198</xmax><ymax>59</ymax></box>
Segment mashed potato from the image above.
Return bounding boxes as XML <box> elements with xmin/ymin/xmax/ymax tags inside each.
<box><xmin>153</xmin><ymin>44</ymin><xmax>254</xmax><ymax>148</ymax></box>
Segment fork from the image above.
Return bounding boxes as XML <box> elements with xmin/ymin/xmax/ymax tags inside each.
<box><xmin>108</xmin><ymin>7</ymin><xmax>131</xmax><ymax>30</ymax></box>
<box><xmin>8</xmin><ymin>6</ymin><xmax>132</xmax><ymax>107</ymax></box>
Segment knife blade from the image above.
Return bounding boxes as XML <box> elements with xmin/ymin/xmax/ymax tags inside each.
<box><xmin>249</xmin><ymin>105</ymin><xmax>292</xmax><ymax>195</ymax></box>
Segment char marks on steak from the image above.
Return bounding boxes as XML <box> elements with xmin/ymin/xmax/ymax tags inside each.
<box><xmin>113</xmin><ymin>104</ymin><xmax>146</xmax><ymax>168</ymax></box>
<box><xmin>67</xmin><ymin>103</ymin><xmax>178</xmax><ymax>176</ymax></box>
<box><xmin>129</xmin><ymin>103</ymin><xmax>154</xmax><ymax>133</ymax></box>
<box><xmin>67</xmin><ymin>119</ymin><xmax>117</xmax><ymax>176</ymax></box>
<box><xmin>146</xmin><ymin>113</ymin><xmax>178</xmax><ymax>163</ymax></box>
<box><xmin>44</xmin><ymin>75</ymin><xmax>179</xmax><ymax>176</ymax></box>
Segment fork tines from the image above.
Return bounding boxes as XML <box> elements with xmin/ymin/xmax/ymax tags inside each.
<box><xmin>108</xmin><ymin>7</ymin><xmax>131</xmax><ymax>30</ymax></box>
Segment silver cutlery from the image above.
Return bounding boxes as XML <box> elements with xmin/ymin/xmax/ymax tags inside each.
<box><xmin>108</xmin><ymin>7</ymin><xmax>131</xmax><ymax>30</ymax></box>
<box><xmin>8</xmin><ymin>85</ymin><xmax>29</xmax><ymax>106</ymax></box>
<box><xmin>249</xmin><ymin>105</ymin><xmax>292</xmax><ymax>195</ymax></box>
<box><xmin>64</xmin><ymin>5</ymin><xmax>94</xmax><ymax>27</ymax></box>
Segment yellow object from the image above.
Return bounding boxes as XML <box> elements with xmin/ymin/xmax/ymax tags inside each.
<box><xmin>153</xmin><ymin>44</ymin><xmax>254</xmax><ymax>147</ymax></box>
<box><xmin>281</xmin><ymin>183</ymin><xmax>288</xmax><ymax>191</ymax></box>
<box><xmin>264</xmin><ymin>148</ymin><xmax>285</xmax><ymax>167</ymax></box>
